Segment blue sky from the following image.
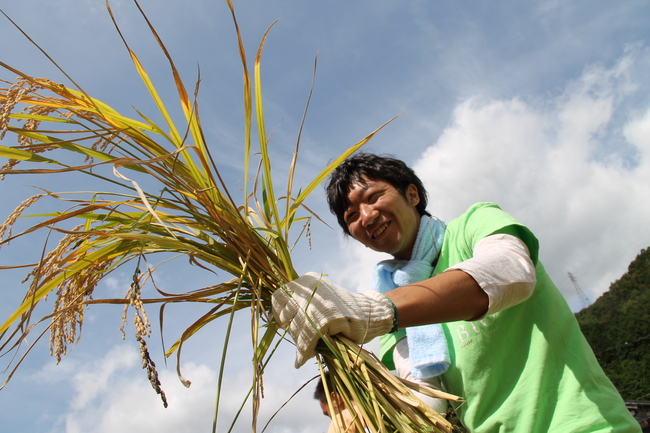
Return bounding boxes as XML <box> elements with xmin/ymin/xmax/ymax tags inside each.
<box><xmin>1</xmin><ymin>1</ymin><xmax>650</xmax><ymax>432</ymax></box>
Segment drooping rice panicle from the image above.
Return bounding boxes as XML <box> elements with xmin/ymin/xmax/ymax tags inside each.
<box><xmin>0</xmin><ymin>193</ymin><xmax>46</xmax><ymax>243</ymax></box>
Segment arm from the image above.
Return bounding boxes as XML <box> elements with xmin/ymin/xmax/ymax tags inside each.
<box><xmin>388</xmin><ymin>233</ymin><xmax>536</xmax><ymax>328</ymax></box>
<box><xmin>387</xmin><ymin>269</ymin><xmax>488</xmax><ymax>328</ymax></box>
<box><xmin>272</xmin><ymin>234</ymin><xmax>536</xmax><ymax>367</ymax></box>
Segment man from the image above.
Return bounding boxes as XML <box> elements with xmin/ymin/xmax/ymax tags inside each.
<box><xmin>273</xmin><ymin>153</ymin><xmax>640</xmax><ymax>432</ymax></box>
<box><xmin>314</xmin><ymin>372</ymin><xmax>369</xmax><ymax>433</ymax></box>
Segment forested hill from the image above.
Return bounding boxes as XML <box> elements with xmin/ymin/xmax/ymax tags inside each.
<box><xmin>575</xmin><ymin>247</ymin><xmax>650</xmax><ymax>401</ymax></box>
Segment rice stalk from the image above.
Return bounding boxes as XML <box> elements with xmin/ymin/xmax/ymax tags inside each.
<box><xmin>0</xmin><ymin>1</ymin><xmax>459</xmax><ymax>431</ymax></box>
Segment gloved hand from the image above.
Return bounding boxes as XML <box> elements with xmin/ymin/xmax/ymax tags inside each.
<box><xmin>272</xmin><ymin>272</ymin><xmax>395</xmax><ymax>368</ymax></box>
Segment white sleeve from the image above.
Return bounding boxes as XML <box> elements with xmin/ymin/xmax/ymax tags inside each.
<box><xmin>393</xmin><ymin>339</ymin><xmax>448</xmax><ymax>414</ymax></box>
<box><xmin>448</xmin><ymin>233</ymin><xmax>537</xmax><ymax>318</ymax></box>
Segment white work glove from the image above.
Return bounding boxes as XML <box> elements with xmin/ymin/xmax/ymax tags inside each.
<box><xmin>272</xmin><ymin>272</ymin><xmax>396</xmax><ymax>368</ymax></box>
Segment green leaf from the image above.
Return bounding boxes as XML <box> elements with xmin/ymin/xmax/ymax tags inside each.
<box><xmin>0</xmin><ymin>144</ymin><xmax>61</xmax><ymax>164</ymax></box>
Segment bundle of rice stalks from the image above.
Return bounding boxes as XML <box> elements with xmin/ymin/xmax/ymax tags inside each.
<box><xmin>0</xmin><ymin>1</ymin><xmax>460</xmax><ymax>431</ymax></box>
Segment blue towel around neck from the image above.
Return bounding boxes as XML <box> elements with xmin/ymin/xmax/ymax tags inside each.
<box><xmin>369</xmin><ymin>215</ymin><xmax>450</xmax><ymax>379</ymax></box>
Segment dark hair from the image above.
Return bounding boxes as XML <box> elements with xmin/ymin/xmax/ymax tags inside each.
<box><xmin>326</xmin><ymin>153</ymin><xmax>430</xmax><ymax>235</ymax></box>
<box><xmin>314</xmin><ymin>372</ymin><xmax>333</xmax><ymax>404</ymax></box>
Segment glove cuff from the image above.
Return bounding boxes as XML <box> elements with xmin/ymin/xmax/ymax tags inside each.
<box><xmin>386</xmin><ymin>296</ymin><xmax>399</xmax><ymax>334</ymax></box>
<box><xmin>356</xmin><ymin>290</ymin><xmax>396</xmax><ymax>342</ymax></box>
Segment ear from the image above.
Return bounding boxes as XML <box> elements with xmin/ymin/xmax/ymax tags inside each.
<box><xmin>330</xmin><ymin>391</ymin><xmax>345</xmax><ymax>409</ymax></box>
<box><xmin>406</xmin><ymin>184</ymin><xmax>420</xmax><ymax>207</ymax></box>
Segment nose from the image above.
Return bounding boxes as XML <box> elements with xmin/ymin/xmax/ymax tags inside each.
<box><xmin>359</xmin><ymin>203</ymin><xmax>378</xmax><ymax>227</ymax></box>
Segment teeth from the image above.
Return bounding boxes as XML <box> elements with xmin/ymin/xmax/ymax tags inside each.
<box><xmin>373</xmin><ymin>222</ymin><xmax>389</xmax><ymax>239</ymax></box>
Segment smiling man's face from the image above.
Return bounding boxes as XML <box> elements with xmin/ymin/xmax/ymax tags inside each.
<box><xmin>343</xmin><ymin>176</ymin><xmax>421</xmax><ymax>260</ymax></box>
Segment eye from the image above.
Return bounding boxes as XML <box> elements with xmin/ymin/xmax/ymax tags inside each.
<box><xmin>345</xmin><ymin>211</ymin><xmax>359</xmax><ymax>225</ymax></box>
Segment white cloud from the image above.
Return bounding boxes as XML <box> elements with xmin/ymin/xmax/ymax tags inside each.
<box><xmin>69</xmin><ymin>345</ymin><xmax>137</xmax><ymax>411</ymax></box>
<box><xmin>57</xmin><ymin>343</ymin><xmax>328</xmax><ymax>433</ymax></box>
<box><xmin>625</xmin><ymin>104</ymin><xmax>650</xmax><ymax>154</ymax></box>
<box><xmin>410</xmin><ymin>45</ymin><xmax>650</xmax><ymax>309</ymax></box>
<box><xmin>314</xmin><ymin>44</ymin><xmax>650</xmax><ymax>334</ymax></box>
<box><xmin>64</xmin><ymin>349</ymin><xmax>218</xmax><ymax>433</ymax></box>
<box><xmin>308</xmin><ymin>43</ymin><xmax>650</xmax><ymax>312</ymax></box>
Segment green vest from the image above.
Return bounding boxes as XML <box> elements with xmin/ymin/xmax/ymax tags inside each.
<box><xmin>380</xmin><ymin>203</ymin><xmax>639</xmax><ymax>432</ymax></box>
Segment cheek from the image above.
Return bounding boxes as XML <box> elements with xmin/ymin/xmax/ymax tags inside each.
<box><xmin>348</xmin><ymin>223</ymin><xmax>364</xmax><ymax>240</ymax></box>
<box><xmin>320</xmin><ymin>402</ymin><xmax>331</xmax><ymax>417</ymax></box>
<box><xmin>351</xmin><ymin>230</ymin><xmax>373</xmax><ymax>249</ymax></box>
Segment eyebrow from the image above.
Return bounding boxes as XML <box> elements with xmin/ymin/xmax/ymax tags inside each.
<box><xmin>344</xmin><ymin>181</ymin><xmax>379</xmax><ymax>217</ymax></box>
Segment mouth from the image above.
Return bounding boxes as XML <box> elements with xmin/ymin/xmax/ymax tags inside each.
<box><xmin>372</xmin><ymin>221</ymin><xmax>390</xmax><ymax>239</ymax></box>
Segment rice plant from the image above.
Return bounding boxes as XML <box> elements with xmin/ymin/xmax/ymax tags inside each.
<box><xmin>0</xmin><ymin>1</ymin><xmax>459</xmax><ymax>431</ymax></box>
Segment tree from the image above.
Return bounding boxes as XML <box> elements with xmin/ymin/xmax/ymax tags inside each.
<box><xmin>576</xmin><ymin>248</ymin><xmax>650</xmax><ymax>401</ymax></box>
